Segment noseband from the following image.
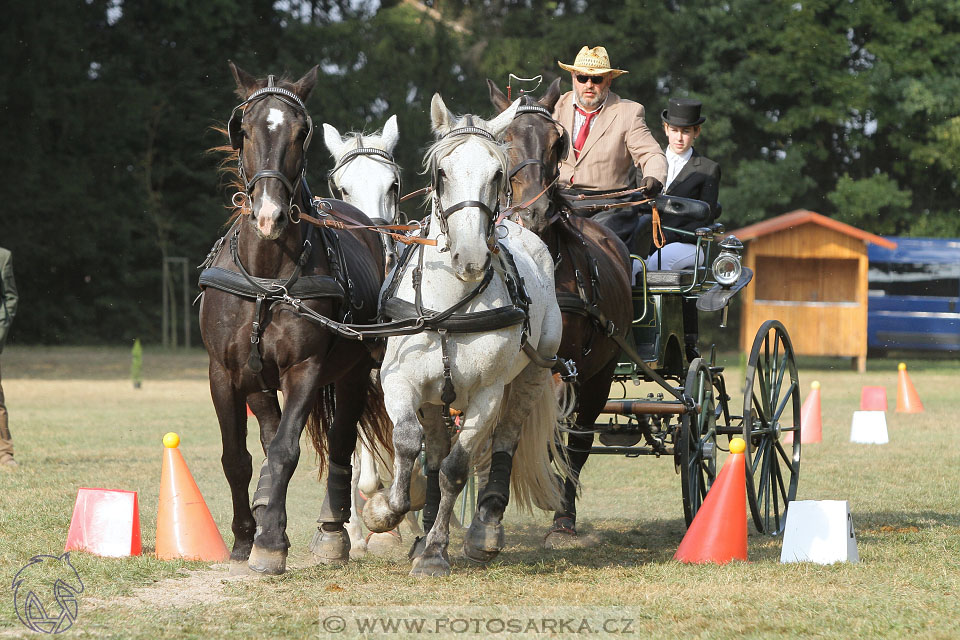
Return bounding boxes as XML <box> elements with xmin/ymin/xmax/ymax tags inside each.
<box><xmin>228</xmin><ymin>76</ymin><xmax>314</xmax><ymax>219</ymax></box>
<box><xmin>431</xmin><ymin>123</ymin><xmax>505</xmax><ymax>251</ymax></box>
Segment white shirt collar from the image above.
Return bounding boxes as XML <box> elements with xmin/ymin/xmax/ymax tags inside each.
<box><xmin>665</xmin><ymin>147</ymin><xmax>694</xmax><ymax>190</ymax></box>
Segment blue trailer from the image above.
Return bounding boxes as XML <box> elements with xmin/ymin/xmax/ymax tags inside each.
<box><xmin>867</xmin><ymin>237</ymin><xmax>960</xmax><ymax>352</ymax></box>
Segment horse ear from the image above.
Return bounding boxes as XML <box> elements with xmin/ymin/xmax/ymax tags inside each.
<box><xmin>540</xmin><ymin>77</ymin><xmax>562</xmax><ymax>111</ymax></box>
<box><xmin>430</xmin><ymin>93</ymin><xmax>455</xmax><ymax>136</ymax></box>
<box><xmin>487</xmin><ymin>98</ymin><xmax>521</xmax><ymax>138</ymax></box>
<box><xmin>229</xmin><ymin>60</ymin><xmax>257</xmax><ymax>99</ymax></box>
<box><xmin>294</xmin><ymin>65</ymin><xmax>319</xmax><ymax>101</ymax></box>
<box><xmin>381</xmin><ymin>114</ymin><xmax>399</xmax><ymax>152</ymax></box>
<box><xmin>488</xmin><ymin>79</ymin><xmax>511</xmax><ymax>113</ymax></box>
<box><xmin>322</xmin><ymin>123</ymin><xmax>346</xmax><ymax>159</ymax></box>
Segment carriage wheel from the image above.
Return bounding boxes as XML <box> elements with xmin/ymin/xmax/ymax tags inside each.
<box><xmin>679</xmin><ymin>358</ymin><xmax>717</xmax><ymax>526</ymax></box>
<box><xmin>743</xmin><ymin>320</ymin><xmax>801</xmax><ymax>535</ymax></box>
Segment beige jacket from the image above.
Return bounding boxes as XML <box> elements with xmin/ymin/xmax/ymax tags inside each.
<box><xmin>553</xmin><ymin>91</ymin><xmax>667</xmax><ymax>191</ymax></box>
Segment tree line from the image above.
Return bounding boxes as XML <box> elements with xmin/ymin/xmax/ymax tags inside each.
<box><xmin>2</xmin><ymin>0</ymin><xmax>957</xmax><ymax>345</ymax></box>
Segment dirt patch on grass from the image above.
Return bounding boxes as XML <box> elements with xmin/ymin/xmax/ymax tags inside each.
<box><xmin>87</xmin><ymin>567</ymin><xmax>248</xmax><ymax>611</ymax></box>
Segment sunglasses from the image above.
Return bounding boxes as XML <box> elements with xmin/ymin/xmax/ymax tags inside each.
<box><xmin>576</xmin><ymin>74</ymin><xmax>607</xmax><ymax>85</ymax></box>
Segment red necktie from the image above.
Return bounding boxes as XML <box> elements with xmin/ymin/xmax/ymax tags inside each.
<box><xmin>573</xmin><ymin>105</ymin><xmax>600</xmax><ymax>158</ymax></box>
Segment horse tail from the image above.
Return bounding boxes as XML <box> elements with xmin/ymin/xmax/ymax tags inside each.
<box><xmin>357</xmin><ymin>371</ymin><xmax>395</xmax><ymax>465</ymax></box>
<box><xmin>306</xmin><ymin>383</ymin><xmax>336</xmax><ymax>479</ymax></box>
<box><xmin>509</xmin><ymin>368</ymin><xmax>571</xmax><ymax>512</ymax></box>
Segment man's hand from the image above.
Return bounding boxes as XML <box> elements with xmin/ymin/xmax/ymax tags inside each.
<box><xmin>639</xmin><ymin>176</ymin><xmax>663</xmax><ymax>196</ymax></box>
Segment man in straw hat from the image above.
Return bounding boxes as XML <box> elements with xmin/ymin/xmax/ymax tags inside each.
<box><xmin>553</xmin><ymin>45</ymin><xmax>667</xmax><ymax>253</ymax></box>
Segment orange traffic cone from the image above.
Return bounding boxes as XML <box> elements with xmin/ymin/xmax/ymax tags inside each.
<box><xmin>785</xmin><ymin>381</ymin><xmax>822</xmax><ymax>444</ymax></box>
<box><xmin>155</xmin><ymin>432</ymin><xmax>229</xmax><ymax>561</ymax></box>
<box><xmin>896</xmin><ymin>363</ymin><xmax>924</xmax><ymax>413</ymax></box>
<box><xmin>674</xmin><ymin>438</ymin><xmax>748</xmax><ymax>564</ymax></box>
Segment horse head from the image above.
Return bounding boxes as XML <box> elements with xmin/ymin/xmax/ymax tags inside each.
<box><xmin>426</xmin><ymin>94</ymin><xmax>519</xmax><ymax>282</ymax></box>
<box><xmin>228</xmin><ymin>62</ymin><xmax>318</xmax><ymax>240</ymax></box>
<box><xmin>488</xmin><ymin>77</ymin><xmax>565</xmax><ymax>234</ymax></box>
<box><xmin>323</xmin><ymin>115</ymin><xmax>401</xmax><ymax>226</ymax></box>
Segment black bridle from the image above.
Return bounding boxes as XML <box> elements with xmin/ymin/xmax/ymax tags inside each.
<box><xmin>430</xmin><ymin>122</ymin><xmax>505</xmax><ymax>251</ymax></box>
<box><xmin>227</xmin><ymin>76</ymin><xmax>314</xmax><ymax>219</ymax></box>
<box><xmin>327</xmin><ymin>145</ymin><xmax>402</xmax><ymax>217</ymax></box>
<box><xmin>505</xmin><ymin>102</ymin><xmax>568</xmax><ymax>210</ymax></box>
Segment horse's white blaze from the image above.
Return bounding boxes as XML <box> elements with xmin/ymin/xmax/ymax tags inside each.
<box><xmin>267</xmin><ymin>108</ymin><xmax>284</xmax><ymax>131</ymax></box>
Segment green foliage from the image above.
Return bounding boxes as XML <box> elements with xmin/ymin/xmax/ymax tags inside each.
<box><xmin>131</xmin><ymin>338</ymin><xmax>143</xmax><ymax>389</ymax></box>
<box><xmin>1</xmin><ymin>0</ymin><xmax>959</xmax><ymax>344</ymax></box>
<box><xmin>828</xmin><ymin>173</ymin><xmax>912</xmax><ymax>234</ymax></box>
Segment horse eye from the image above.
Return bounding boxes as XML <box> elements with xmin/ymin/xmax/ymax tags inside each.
<box><xmin>494</xmin><ymin>169</ymin><xmax>503</xmax><ymax>182</ymax></box>
<box><xmin>389</xmin><ymin>182</ymin><xmax>399</xmax><ymax>193</ymax></box>
<box><xmin>438</xmin><ymin>169</ymin><xmax>446</xmax><ymax>179</ymax></box>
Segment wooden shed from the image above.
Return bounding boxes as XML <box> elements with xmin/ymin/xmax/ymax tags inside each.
<box><xmin>731</xmin><ymin>210</ymin><xmax>896</xmax><ymax>372</ymax></box>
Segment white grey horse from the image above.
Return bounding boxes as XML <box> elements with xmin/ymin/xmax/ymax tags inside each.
<box><xmin>323</xmin><ymin>116</ymin><xmax>426</xmax><ymax>557</ymax></box>
<box><xmin>362</xmin><ymin>94</ymin><xmax>567</xmax><ymax>577</ymax></box>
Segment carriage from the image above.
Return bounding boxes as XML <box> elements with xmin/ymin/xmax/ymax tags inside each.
<box><xmin>562</xmin><ymin>192</ymin><xmax>802</xmax><ymax>535</ymax></box>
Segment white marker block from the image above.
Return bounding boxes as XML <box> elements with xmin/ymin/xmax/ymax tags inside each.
<box><xmin>780</xmin><ymin>500</ymin><xmax>859</xmax><ymax>564</ymax></box>
<box><xmin>850</xmin><ymin>411</ymin><xmax>888</xmax><ymax>444</ymax></box>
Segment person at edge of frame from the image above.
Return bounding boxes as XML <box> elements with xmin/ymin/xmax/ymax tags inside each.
<box><xmin>0</xmin><ymin>246</ymin><xmax>19</xmax><ymax>469</ymax></box>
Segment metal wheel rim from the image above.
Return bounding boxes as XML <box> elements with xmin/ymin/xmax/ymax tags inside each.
<box><xmin>743</xmin><ymin>320</ymin><xmax>801</xmax><ymax>535</ymax></box>
<box><xmin>680</xmin><ymin>358</ymin><xmax>717</xmax><ymax>526</ymax></box>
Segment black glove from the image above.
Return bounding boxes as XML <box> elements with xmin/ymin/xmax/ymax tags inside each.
<box><xmin>639</xmin><ymin>176</ymin><xmax>663</xmax><ymax>196</ymax></box>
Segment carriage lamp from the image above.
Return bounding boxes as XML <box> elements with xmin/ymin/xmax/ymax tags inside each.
<box><xmin>712</xmin><ymin>235</ymin><xmax>744</xmax><ymax>287</ymax></box>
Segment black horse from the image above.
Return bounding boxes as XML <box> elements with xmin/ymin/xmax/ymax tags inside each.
<box><xmin>489</xmin><ymin>79</ymin><xmax>634</xmax><ymax>546</ymax></box>
<box><xmin>199</xmin><ymin>63</ymin><xmax>391</xmax><ymax>574</ymax></box>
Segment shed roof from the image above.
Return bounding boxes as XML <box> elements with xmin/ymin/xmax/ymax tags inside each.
<box><xmin>730</xmin><ymin>210</ymin><xmax>897</xmax><ymax>249</ymax></box>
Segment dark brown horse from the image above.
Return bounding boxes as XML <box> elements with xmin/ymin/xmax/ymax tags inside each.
<box><xmin>489</xmin><ymin>78</ymin><xmax>633</xmax><ymax>545</ymax></box>
<box><xmin>199</xmin><ymin>63</ymin><xmax>391</xmax><ymax>574</ymax></box>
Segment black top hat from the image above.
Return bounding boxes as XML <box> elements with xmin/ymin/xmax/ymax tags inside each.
<box><xmin>661</xmin><ymin>98</ymin><xmax>705</xmax><ymax>127</ymax></box>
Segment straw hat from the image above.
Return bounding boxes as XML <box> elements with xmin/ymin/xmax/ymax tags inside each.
<box><xmin>557</xmin><ymin>46</ymin><xmax>628</xmax><ymax>78</ymax></box>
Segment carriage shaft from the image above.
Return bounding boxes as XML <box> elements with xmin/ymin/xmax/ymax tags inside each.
<box><xmin>602</xmin><ymin>399</ymin><xmax>688</xmax><ymax>415</ymax></box>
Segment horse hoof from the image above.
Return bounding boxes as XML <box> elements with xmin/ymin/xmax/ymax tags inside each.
<box><xmin>409</xmin><ymin>553</ymin><xmax>451</xmax><ymax>578</ymax></box>
<box><xmin>348</xmin><ymin>541</ymin><xmax>368</xmax><ymax>560</ymax></box>
<box><xmin>309</xmin><ymin>527</ymin><xmax>351</xmax><ymax>565</ymax></box>
<box><xmin>248</xmin><ymin>544</ymin><xmax>287</xmax><ymax>575</ymax></box>
<box><xmin>543</xmin><ymin>517</ymin><xmax>581</xmax><ymax>549</ymax></box>
<box><xmin>361</xmin><ymin>490</ymin><xmax>405</xmax><ymax>533</ymax></box>
<box><xmin>463</xmin><ymin>518</ymin><xmax>504</xmax><ymax>564</ymax></box>
<box><xmin>407</xmin><ymin>536</ymin><xmax>427</xmax><ymax>563</ymax></box>
<box><xmin>366</xmin><ymin>531</ymin><xmax>402</xmax><ymax>556</ymax></box>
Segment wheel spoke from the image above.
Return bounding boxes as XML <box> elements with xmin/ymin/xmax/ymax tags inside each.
<box><xmin>772</xmin><ymin>380</ymin><xmax>797</xmax><ymax>425</ymax></box>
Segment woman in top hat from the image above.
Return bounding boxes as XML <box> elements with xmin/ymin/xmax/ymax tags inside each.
<box><xmin>645</xmin><ymin>97</ymin><xmax>721</xmax><ymax>271</ymax></box>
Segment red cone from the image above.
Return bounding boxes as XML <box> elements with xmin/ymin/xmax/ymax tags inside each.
<box><xmin>65</xmin><ymin>488</ymin><xmax>142</xmax><ymax>557</ymax></box>
<box><xmin>860</xmin><ymin>386</ymin><xmax>887</xmax><ymax>412</ymax></box>
<box><xmin>785</xmin><ymin>381</ymin><xmax>821</xmax><ymax>444</ymax></box>
<box><xmin>896</xmin><ymin>363</ymin><xmax>924</xmax><ymax>413</ymax></box>
<box><xmin>674</xmin><ymin>438</ymin><xmax>748</xmax><ymax>564</ymax></box>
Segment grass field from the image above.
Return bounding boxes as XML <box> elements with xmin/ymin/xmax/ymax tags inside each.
<box><xmin>0</xmin><ymin>346</ymin><xmax>958</xmax><ymax>639</ymax></box>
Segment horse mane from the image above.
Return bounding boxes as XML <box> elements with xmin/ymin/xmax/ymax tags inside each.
<box><xmin>421</xmin><ymin>115</ymin><xmax>509</xmax><ymax>204</ymax></box>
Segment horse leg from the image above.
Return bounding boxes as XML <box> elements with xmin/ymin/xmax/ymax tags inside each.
<box><xmin>362</xmin><ymin>378</ymin><xmax>422</xmax><ymax>534</ymax></box>
<box><xmin>544</xmin><ymin>363</ymin><xmax>613</xmax><ymax>548</ymax></box>
<box><xmin>344</xmin><ymin>446</ymin><xmax>368</xmax><ymax>558</ymax></box>
<box><xmin>412</xmin><ymin>387</ymin><xmax>503</xmax><ymax>577</ymax></box>
<box><xmin>407</xmin><ymin>405</ymin><xmax>449</xmax><ymax>562</ymax></box>
<box><xmin>248</xmin><ymin>367</ymin><xmax>318</xmax><ymax>575</ymax></box>
<box><xmin>309</xmin><ymin>369</ymin><xmax>366</xmax><ymax>566</ymax></box>
<box><xmin>208</xmin><ymin>368</ymin><xmax>256</xmax><ymax>571</ymax></box>
<box><xmin>463</xmin><ymin>366</ymin><xmax>547</xmax><ymax>563</ymax></box>
<box><xmin>247</xmin><ymin>391</ymin><xmax>281</xmax><ymax>530</ymax></box>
